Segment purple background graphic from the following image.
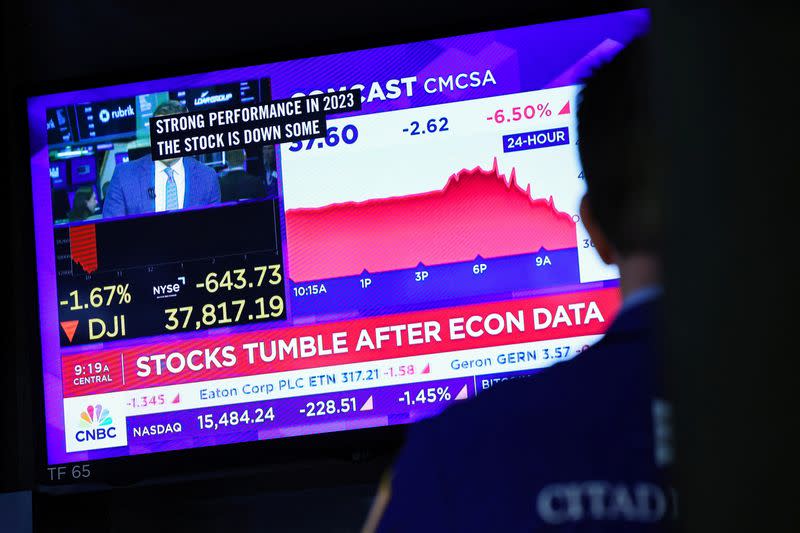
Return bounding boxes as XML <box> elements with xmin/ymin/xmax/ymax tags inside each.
<box><xmin>28</xmin><ymin>9</ymin><xmax>648</xmax><ymax>464</ymax></box>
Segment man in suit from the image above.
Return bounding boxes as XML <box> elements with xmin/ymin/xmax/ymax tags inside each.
<box><xmin>366</xmin><ymin>37</ymin><xmax>673</xmax><ymax>532</ymax></box>
<box><xmin>103</xmin><ymin>101</ymin><xmax>220</xmax><ymax>218</ymax></box>
<box><xmin>219</xmin><ymin>149</ymin><xmax>267</xmax><ymax>202</ymax></box>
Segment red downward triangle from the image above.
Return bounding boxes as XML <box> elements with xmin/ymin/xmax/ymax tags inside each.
<box><xmin>61</xmin><ymin>320</ymin><xmax>79</xmax><ymax>342</ymax></box>
<box><xmin>558</xmin><ymin>101</ymin><xmax>571</xmax><ymax>115</ymax></box>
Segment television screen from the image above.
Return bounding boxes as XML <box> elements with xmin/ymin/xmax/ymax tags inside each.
<box><xmin>50</xmin><ymin>161</ymin><xmax>67</xmax><ymax>188</ymax></box>
<box><xmin>27</xmin><ymin>9</ymin><xmax>647</xmax><ymax>469</ymax></box>
<box><xmin>74</xmin><ymin>97</ymin><xmax>138</xmax><ymax>141</ymax></box>
<box><xmin>169</xmin><ymin>80</ymin><xmax>263</xmax><ymax>111</ymax></box>
<box><xmin>68</xmin><ymin>155</ymin><xmax>96</xmax><ymax>186</ymax></box>
<box><xmin>135</xmin><ymin>92</ymin><xmax>168</xmax><ymax>139</ymax></box>
<box><xmin>45</xmin><ymin>106</ymin><xmax>77</xmax><ymax>145</ymax></box>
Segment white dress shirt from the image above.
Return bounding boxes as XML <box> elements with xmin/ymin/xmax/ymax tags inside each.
<box><xmin>154</xmin><ymin>158</ymin><xmax>186</xmax><ymax>211</ymax></box>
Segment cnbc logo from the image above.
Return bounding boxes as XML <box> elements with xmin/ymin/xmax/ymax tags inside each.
<box><xmin>75</xmin><ymin>404</ymin><xmax>117</xmax><ymax>442</ymax></box>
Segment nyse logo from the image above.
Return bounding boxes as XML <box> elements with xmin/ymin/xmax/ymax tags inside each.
<box><xmin>153</xmin><ymin>282</ymin><xmax>181</xmax><ymax>299</ymax></box>
<box><xmin>75</xmin><ymin>404</ymin><xmax>117</xmax><ymax>442</ymax></box>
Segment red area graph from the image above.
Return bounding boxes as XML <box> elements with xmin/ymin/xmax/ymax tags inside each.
<box><xmin>69</xmin><ymin>224</ymin><xmax>98</xmax><ymax>274</ymax></box>
<box><xmin>285</xmin><ymin>159</ymin><xmax>577</xmax><ymax>282</ymax></box>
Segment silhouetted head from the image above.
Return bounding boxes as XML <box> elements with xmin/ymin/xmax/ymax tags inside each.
<box><xmin>154</xmin><ymin>100</ymin><xmax>188</xmax><ymax>118</ymax></box>
<box><xmin>578</xmin><ymin>36</ymin><xmax>661</xmax><ymax>266</ymax></box>
<box><xmin>225</xmin><ymin>149</ymin><xmax>246</xmax><ymax>169</ymax></box>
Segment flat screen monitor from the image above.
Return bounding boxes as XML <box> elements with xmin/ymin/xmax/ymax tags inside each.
<box><xmin>45</xmin><ymin>106</ymin><xmax>77</xmax><ymax>145</ymax></box>
<box><xmin>26</xmin><ymin>8</ymin><xmax>648</xmax><ymax>476</ymax></box>
<box><xmin>49</xmin><ymin>161</ymin><xmax>67</xmax><ymax>189</ymax></box>
<box><xmin>135</xmin><ymin>92</ymin><xmax>168</xmax><ymax>139</ymax></box>
<box><xmin>75</xmin><ymin>96</ymin><xmax>138</xmax><ymax>141</ymax></box>
<box><xmin>169</xmin><ymin>79</ymin><xmax>264</xmax><ymax>111</ymax></box>
<box><xmin>68</xmin><ymin>155</ymin><xmax>97</xmax><ymax>187</ymax></box>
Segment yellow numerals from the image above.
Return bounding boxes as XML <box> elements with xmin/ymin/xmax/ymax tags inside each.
<box><xmin>164</xmin><ymin>306</ymin><xmax>194</xmax><ymax>331</ymax></box>
<box><xmin>255</xmin><ymin>295</ymin><xmax>284</xmax><ymax>318</ymax></box>
<box><xmin>198</xmin><ymin>265</ymin><xmax>282</xmax><ymax>293</ymax></box>
<box><xmin>164</xmin><ymin>296</ymin><xmax>284</xmax><ymax>332</ymax></box>
<box><xmin>254</xmin><ymin>265</ymin><xmax>282</xmax><ymax>287</ymax></box>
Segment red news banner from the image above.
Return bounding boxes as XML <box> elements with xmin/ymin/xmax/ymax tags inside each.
<box><xmin>62</xmin><ymin>288</ymin><xmax>620</xmax><ymax>397</ymax></box>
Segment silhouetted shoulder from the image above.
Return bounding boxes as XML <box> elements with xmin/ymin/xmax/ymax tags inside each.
<box><xmin>380</xmin><ymin>301</ymin><xmax>668</xmax><ymax>532</ymax></box>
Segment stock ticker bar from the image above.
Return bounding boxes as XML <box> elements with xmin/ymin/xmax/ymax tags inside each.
<box><xmin>124</xmin><ymin>377</ymin><xmax>475</xmax><ymax>450</ymax></box>
<box><xmin>54</xmin><ymin>200</ymin><xmax>286</xmax><ymax>346</ymax></box>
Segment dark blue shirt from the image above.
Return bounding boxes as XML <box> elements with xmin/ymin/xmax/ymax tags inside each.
<box><xmin>377</xmin><ymin>297</ymin><xmax>676</xmax><ymax>532</ymax></box>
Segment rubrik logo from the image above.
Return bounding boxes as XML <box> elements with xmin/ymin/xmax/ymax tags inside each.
<box><xmin>99</xmin><ymin>104</ymin><xmax>135</xmax><ymax>123</ymax></box>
